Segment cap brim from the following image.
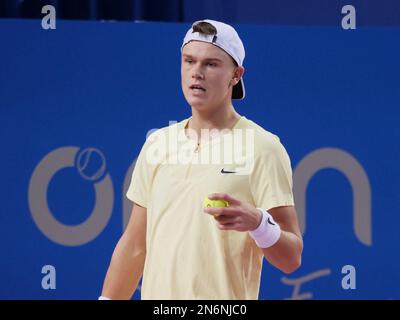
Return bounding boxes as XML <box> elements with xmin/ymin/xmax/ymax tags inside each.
<box><xmin>232</xmin><ymin>78</ymin><xmax>245</xmax><ymax>100</ymax></box>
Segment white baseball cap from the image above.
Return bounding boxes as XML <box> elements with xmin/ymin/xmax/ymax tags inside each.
<box><xmin>181</xmin><ymin>19</ymin><xmax>246</xmax><ymax>100</ymax></box>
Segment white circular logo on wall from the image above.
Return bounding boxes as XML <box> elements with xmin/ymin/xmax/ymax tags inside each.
<box><xmin>28</xmin><ymin>146</ymin><xmax>114</xmax><ymax>246</ymax></box>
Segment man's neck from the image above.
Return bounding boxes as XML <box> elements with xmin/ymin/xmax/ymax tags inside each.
<box><xmin>186</xmin><ymin>105</ymin><xmax>241</xmax><ymax>142</ymax></box>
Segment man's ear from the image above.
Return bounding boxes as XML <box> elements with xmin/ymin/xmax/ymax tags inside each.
<box><xmin>232</xmin><ymin>66</ymin><xmax>245</xmax><ymax>85</ymax></box>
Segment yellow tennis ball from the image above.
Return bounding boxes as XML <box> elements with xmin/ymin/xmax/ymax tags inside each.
<box><xmin>203</xmin><ymin>197</ymin><xmax>229</xmax><ymax>208</ymax></box>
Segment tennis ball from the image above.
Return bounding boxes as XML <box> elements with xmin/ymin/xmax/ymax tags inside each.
<box><xmin>203</xmin><ymin>197</ymin><xmax>229</xmax><ymax>208</ymax></box>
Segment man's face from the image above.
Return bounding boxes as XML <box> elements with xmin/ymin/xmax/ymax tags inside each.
<box><xmin>181</xmin><ymin>41</ymin><xmax>240</xmax><ymax>110</ymax></box>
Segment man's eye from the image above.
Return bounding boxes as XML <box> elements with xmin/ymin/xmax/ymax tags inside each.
<box><xmin>207</xmin><ymin>63</ymin><xmax>216</xmax><ymax>67</ymax></box>
<box><xmin>185</xmin><ymin>59</ymin><xmax>193</xmax><ymax>64</ymax></box>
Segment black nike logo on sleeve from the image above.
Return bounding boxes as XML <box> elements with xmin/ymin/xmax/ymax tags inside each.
<box><xmin>267</xmin><ymin>217</ymin><xmax>276</xmax><ymax>226</ymax></box>
<box><xmin>221</xmin><ymin>168</ymin><xmax>236</xmax><ymax>174</ymax></box>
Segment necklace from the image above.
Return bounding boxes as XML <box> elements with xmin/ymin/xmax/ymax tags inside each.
<box><xmin>195</xmin><ymin>141</ymin><xmax>200</xmax><ymax>153</ymax></box>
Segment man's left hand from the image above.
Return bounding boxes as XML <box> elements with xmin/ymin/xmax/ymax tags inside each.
<box><xmin>203</xmin><ymin>193</ymin><xmax>262</xmax><ymax>232</ymax></box>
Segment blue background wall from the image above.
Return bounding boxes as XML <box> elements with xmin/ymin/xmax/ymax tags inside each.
<box><xmin>2</xmin><ymin>0</ymin><xmax>400</xmax><ymax>27</ymax></box>
<box><xmin>0</xmin><ymin>17</ymin><xmax>399</xmax><ymax>299</ymax></box>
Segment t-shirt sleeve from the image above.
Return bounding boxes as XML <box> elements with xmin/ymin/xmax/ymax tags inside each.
<box><xmin>126</xmin><ymin>134</ymin><xmax>159</xmax><ymax>208</ymax></box>
<box><xmin>249</xmin><ymin>136</ymin><xmax>295</xmax><ymax>211</ymax></box>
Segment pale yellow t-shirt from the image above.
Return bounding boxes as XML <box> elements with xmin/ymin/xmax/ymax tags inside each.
<box><xmin>126</xmin><ymin>116</ymin><xmax>294</xmax><ymax>299</ymax></box>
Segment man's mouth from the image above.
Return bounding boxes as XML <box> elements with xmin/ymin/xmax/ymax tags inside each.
<box><xmin>189</xmin><ymin>84</ymin><xmax>206</xmax><ymax>92</ymax></box>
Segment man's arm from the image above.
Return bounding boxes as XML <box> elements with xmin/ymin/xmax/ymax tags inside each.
<box><xmin>260</xmin><ymin>206</ymin><xmax>303</xmax><ymax>274</ymax></box>
<box><xmin>100</xmin><ymin>203</ymin><xmax>147</xmax><ymax>299</ymax></box>
<box><xmin>204</xmin><ymin>194</ymin><xmax>303</xmax><ymax>274</ymax></box>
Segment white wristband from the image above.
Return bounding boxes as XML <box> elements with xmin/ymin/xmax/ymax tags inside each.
<box><xmin>249</xmin><ymin>208</ymin><xmax>281</xmax><ymax>248</ymax></box>
<box><xmin>98</xmin><ymin>296</ymin><xmax>112</xmax><ymax>300</ymax></box>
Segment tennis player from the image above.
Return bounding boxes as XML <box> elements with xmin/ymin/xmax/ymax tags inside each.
<box><xmin>99</xmin><ymin>19</ymin><xmax>303</xmax><ymax>300</ymax></box>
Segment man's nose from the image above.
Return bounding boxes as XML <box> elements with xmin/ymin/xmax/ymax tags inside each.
<box><xmin>192</xmin><ymin>65</ymin><xmax>204</xmax><ymax>80</ymax></box>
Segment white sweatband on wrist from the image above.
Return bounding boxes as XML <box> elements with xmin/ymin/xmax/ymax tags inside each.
<box><xmin>98</xmin><ymin>296</ymin><xmax>111</xmax><ymax>300</ymax></box>
<box><xmin>249</xmin><ymin>208</ymin><xmax>281</xmax><ymax>248</ymax></box>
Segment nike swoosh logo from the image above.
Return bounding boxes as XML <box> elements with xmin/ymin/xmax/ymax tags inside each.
<box><xmin>221</xmin><ymin>168</ymin><xmax>236</xmax><ymax>174</ymax></box>
<box><xmin>267</xmin><ymin>217</ymin><xmax>276</xmax><ymax>226</ymax></box>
